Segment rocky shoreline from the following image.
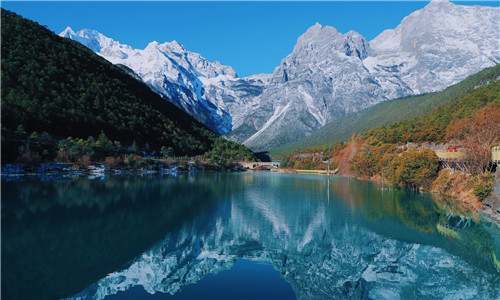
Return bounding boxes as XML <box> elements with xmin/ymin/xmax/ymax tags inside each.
<box><xmin>1</xmin><ymin>162</ymin><xmax>244</xmax><ymax>181</ymax></box>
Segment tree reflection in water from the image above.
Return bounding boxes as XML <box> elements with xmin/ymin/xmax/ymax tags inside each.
<box><xmin>2</xmin><ymin>173</ymin><xmax>499</xmax><ymax>300</ymax></box>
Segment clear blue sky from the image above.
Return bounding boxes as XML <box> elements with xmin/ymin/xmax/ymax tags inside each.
<box><xmin>2</xmin><ymin>1</ymin><xmax>498</xmax><ymax>77</ymax></box>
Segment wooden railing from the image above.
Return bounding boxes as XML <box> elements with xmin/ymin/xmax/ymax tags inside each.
<box><xmin>435</xmin><ymin>147</ymin><xmax>500</xmax><ymax>163</ymax></box>
<box><xmin>434</xmin><ymin>150</ymin><xmax>468</xmax><ymax>161</ymax></box>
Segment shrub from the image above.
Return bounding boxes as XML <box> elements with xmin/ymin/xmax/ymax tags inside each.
<box><xmin>80</xmin><ymin>154</ymin><xmax>91</xmax><ymax>167</ymax></box>
<box><xmin>104</xmin><ymin>156</ymin><xmax>119</xmax><ymax>168</ymax></box>
<box><xmin>390</xmin><ymin>148</ymin><xmax>439</xmax><ymax>189</ymax></box>
<box><xmin>472</xmin><ymin>172</ymin><xmax>495</xmax><ymax>201</ymax></box>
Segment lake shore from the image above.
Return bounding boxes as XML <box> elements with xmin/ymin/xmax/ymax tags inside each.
<box><xmin>1</xmin><ymin>161</ymin><xmax>244</xmax><ymax>181</ymax></box>
<box><xmin>4</xmin><ymin>171</ymin><xmax>498</xmax><ymax>299</ymax></box>
<box><xmin>368</xmin><ymin>171</ymin><xmax>500</xmax><ymax>224</ymax></box>
<box><xmin>4</xmin><ymin>162</ymin><xmax>499</xmax><ymax>223</ymax></box>
<box><xmin>274</xmin><ymin>167</ymin><xmax>500</xmax><ymax>223</ymax></box>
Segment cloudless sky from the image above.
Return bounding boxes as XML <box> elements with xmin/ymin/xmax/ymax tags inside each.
<box><xmin>2</xmin><ymin>1</ymin><xmax>498</xmax><ymax>77</ymax></box>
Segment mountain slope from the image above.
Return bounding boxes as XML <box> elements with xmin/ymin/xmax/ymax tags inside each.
<box><xmin>277</xmin><ymin>78</ymin><xmax>499</xmax><ymax>211</ymax></box>
<box><xmin>366</xmin><ymin>0</ymin><xmax>500</xmax><ymax>94</ymax></box>
<box><xmin>0</xmin><ymin>9</ymin><xmax>254</xmax><ymax>160</ymax></box>
<box><xmin>59</xmin><ymin>27</ymin><xmax>269</xmax><ymax>135</ymax></box>
<box><xmin>60</xmin><ymin>1</ymin><xmax>499</xmax><ymax>151</ymax></box>
<box><xmin>224</xmin><ymin>25</ymin><xmax>387</xmax><ymax>150</ymax></box>
<box><xmin>363</xmin><ymin>78</ymin><xmax>500</xmax><ymax>145</ymax></box>
<box><xmin>271</xmin><ymin>65</ymin><xmax>500</xmax><ymax>157</ymax></box>
<box><xmin>230</xmin><ymin>0</ymin><xmax>499</xmax><ymax>150</ymax></box>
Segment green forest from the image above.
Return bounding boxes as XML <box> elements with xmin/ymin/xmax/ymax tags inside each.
<box><xmin>1</xmin><ymin>9</ymin><xmax>256</xmax><ymax>163</ymax></box>
<box><xmin>362</xmin><ymin>80</ymin><xmax>499</xmax><ymax>144</ymax></box>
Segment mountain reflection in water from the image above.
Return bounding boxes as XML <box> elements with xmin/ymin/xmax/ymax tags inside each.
<box><xmin>2</xmin><ymin>173</ymin><xmax>499</xmax><ymax>299</ymax></box>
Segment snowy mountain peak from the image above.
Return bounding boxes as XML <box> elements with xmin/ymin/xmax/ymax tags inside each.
<box><xmin>59</xmin><ymin>28</ymin><xmax>120</xmax><ymax>52</ymax></box>
<box><xmin>296</xmin><ymin>23</ymin><xmax>341</xmax><ymax>48</ymax></box>
<box><xmin>229</xmin><ymin>1</ymin><xmax>499</xmax><ymax>150</ymax></box>
<box><xmin>60</xmin><ymin>26</ymin><xmax>75</xmax><ymax>36</ymax></box>
<box><xmin>309</xmin><ymin>22</ymin><xmax>323</xmax><ymax>31</ymax></box>
<box><xmin>367</xmin><ymin>1</ymin><xmax>499</xmax><ymax>95</ymax></box>
<box><xmin>60</xmin><ymin>27</ymin><xmax>258</xmax><ymax>134</ymax></box>
<box><xmin>145</xmin><ymin>40</ymin><xmax>159</xmax><ymax>49</ymax></box>
<box><xmin>60</xmin><ymin>1</ymin><xmax>499</xmax><ymax>150</ymax></box>
<box><xmin>151</xmin><ymin>40</ymin><xmax>186</xmax><ymax>53</ymax></box>
<box><xmin>293</xmin><ymin>23</ymin><xmax>372</xmax><ymax>60</ymax></box>
<box><xmin>424</xmin><ymin>0</ymin><xmax>454</xmax><ymax>10</ymax></box>
<box><xmin>169</xmin><ymin>40</ymin><xmax>183</xmax><ymax>49</ymax></box>
<box><xmin>344</xmin><ymin>30</ymin><xmax>372</xmax><ymax>59</ymax></box>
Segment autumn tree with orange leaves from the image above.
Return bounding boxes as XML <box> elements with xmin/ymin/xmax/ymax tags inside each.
<box><xmin>445</xmin><ymin>104</ymin><xmax>500</xmax><ymax>174</ymax></box>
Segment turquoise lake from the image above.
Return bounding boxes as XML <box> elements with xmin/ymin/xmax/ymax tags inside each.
<box><xmin>2</xmin><ymin>172</ymin><xmax>500</xmax><ymax>299</ymax></box>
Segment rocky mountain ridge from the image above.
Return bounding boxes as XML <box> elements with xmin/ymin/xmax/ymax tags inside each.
<box><xmin>61</xmin><ymin>0</ymin><xmax>499</xmax><ymax>149</ymax></box>
<box><xmin>60</xmin><ymin>27</ymin><xmax>265</xmax><ymax>135</ymax></box>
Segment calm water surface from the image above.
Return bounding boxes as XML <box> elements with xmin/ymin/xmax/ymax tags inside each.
<box><xmin>2</xmin><ymin>172</ymin><xmax>500</xmax><ymax>299</ymax></box>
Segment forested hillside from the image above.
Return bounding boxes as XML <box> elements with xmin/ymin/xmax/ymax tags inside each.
<box><xmin>272</xmin><ymin>65</ymin><xmax>500</xmax><ymax>157</ymax></box>
<box><xmin>1</xmin><ymin>9</ymin><xmax>255</xmax><ymax>162</ymax></box>
<box><xmin>280</xmin><ymin>76</ymin><xmax>500</xmax><ymax>200</ymax></box>
<box><xmin>363</xmin><ymin>80</ymin><xmax>499</xmax><ymax>145</ymax></box>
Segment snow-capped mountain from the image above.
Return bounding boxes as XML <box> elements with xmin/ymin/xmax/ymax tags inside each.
<box><xmin>228</xmin><ymin>0</ymin><xmax>499</xmax><ymax>149</ymax></box>
<box><xmin>225</xmin><ymin>24</ymin><xmax>390</xmax><ymax>149</ymax></box>
<box><xmin>365</xmin><ymin>0</ymin><xmax>500</xmax><ymax>95</ymax></box>
<box><xmin>61</xmin><ymin>0</ymin><xmax>499</xmax><ymax>150</ymax></box>
<box><xmin>60</xmin><ymin>27</ymin><xmax>267</xmax><ymax>135</ymax></box>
